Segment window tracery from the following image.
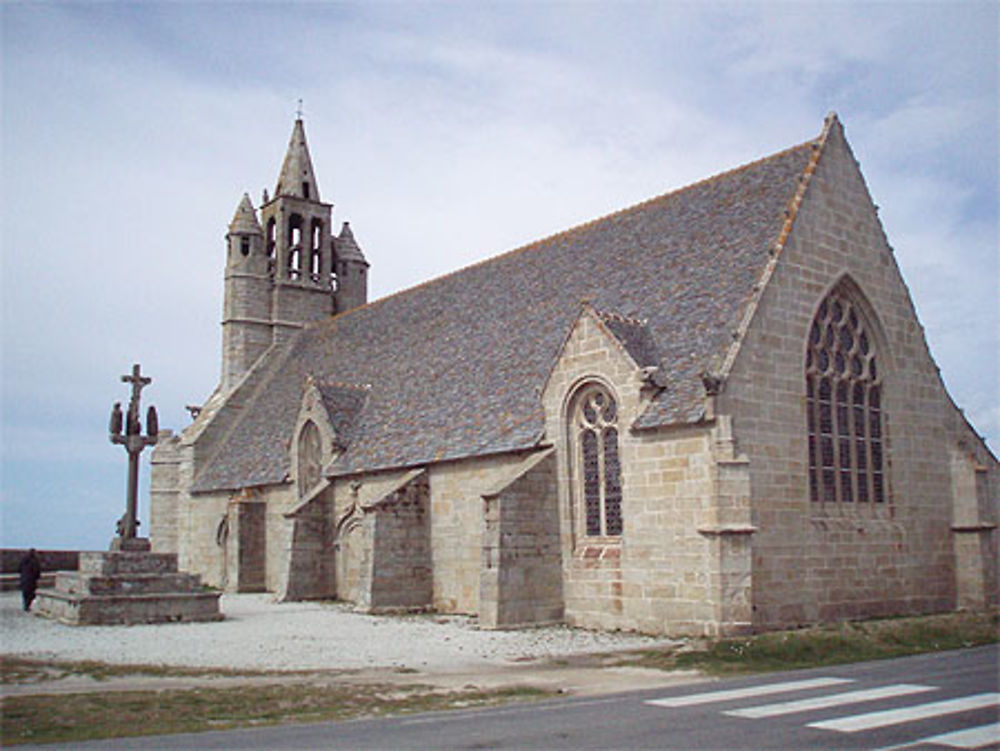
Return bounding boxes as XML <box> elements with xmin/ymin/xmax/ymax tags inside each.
<box><xmin>573</xmin><ymin>384</ymin><xmax>623</xmax><ymax>536</ymax></box>
<box><xmin>806</xmin><ymin>286</ymin><xmax>886</xmax><ymax>505</ymax></box>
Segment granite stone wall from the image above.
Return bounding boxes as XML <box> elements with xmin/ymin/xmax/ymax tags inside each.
<box><xmin>233</xmin><ymin>501</ymin><xmax>267</xmax><ymax>592</ymax></box>
<box><xmin>332</xmin><ymin>469</ymin><xmax>419</xmax><ymax>603</ymax></box>
<box><xmin>361</xmin><ymin>471</ymin><xmax>432</xmax><ymax>611</ymax></box>
<box><xmin>221</xmin><ymin>264</ymin><xmax>272</xmax><ymax>390</ymax></box>
<box><xmin>176</xmin><ymin>487</ymin><xmax>228</xmax><ymax>590</ymax></box>
<box><xmin>271</xmin><ymin>282</ymin><xmax>331</xmax><ymax>347</ymax></box>
<box><xmin>283</xmin><ymin>491</ymin><xmax>335</xmax><ymax>600</ymax></box>
<box><xmin>426</xmin><ymin>454</ymin><xmax>530</xmax><ymax>614</ymax></box>
<box><xmin>149</xmin><ymin>431</ymin><xmax>181</xmax><ymax>554</ymax></box>
<box><xmin>721</xmin><ymin>119</ymin><xmax>999</xmax><ymax>629</ymax></box>
<box><xmin>480</xmin><ymin>449</ymin><xmax>563</xmax><ymax>628</ymax></box>
<box><xmin>542</xmin><ymin>309</ymin><xmax>722</xmax><ymax>636</ymax></box>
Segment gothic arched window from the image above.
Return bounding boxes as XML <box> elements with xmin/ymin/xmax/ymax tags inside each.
<box><xmin>288</xmin><ymin>214</ymin><xmax>303</xmax><ymax>247</ymax></box>
<box><xmin>310</xmin><ymin>220</ymin><xmax>323</xmax><ymax>281</ymax></box>
<box><xmin>288</xmin><ymin>214</ymin><xmax>304</xmax><ymax>280</ymax></box>
<box><xmin>806</xmin><ymin>285</ymin><xmax>887</xmax><ymax>505</ymax></box>
<box><xmin>266</xmin><ymin>218</ymin><xmax>277</xmax><ymax>273</ymax></box>
<box><xmin>572</xmin><ymin>384</ymin><xmax>623</xmax><ymax>536</ymax></box>
<box><xmin>297</xmin><ymin>420</ymin><xmax>322</xmax><ymax>497</ymax></box>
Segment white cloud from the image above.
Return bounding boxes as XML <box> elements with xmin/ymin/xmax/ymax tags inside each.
<box><xmin>868</xmin><ymin>100</ymin><xmax>980</xmax><ymax>157</ymax></box>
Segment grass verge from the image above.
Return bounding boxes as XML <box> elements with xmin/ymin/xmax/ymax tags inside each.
<box><xmin>1</xmin><ymin>683</ymin><xmax>552</xmax><ymax>746</ymax></box>
<box><xmin>627</xmin><ymin>610</ymin><xmax>998</xmax><ymax>675</ymax></box>
<box><xmin>0</xmin><ymin>656</ymin><xmax>281</xmax><ymax>684</ymax></box>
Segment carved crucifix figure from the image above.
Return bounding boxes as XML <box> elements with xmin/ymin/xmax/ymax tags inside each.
<box><xmin>109</xmin><ymin>364</ymin><xmax>158</xmax><ymax>542</ymax></box>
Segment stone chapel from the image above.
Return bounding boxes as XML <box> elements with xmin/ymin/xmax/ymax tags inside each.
<box><xmin>150</xmin><ymin>113</ymin><xmax>998</xmax><ymax>636</ymax></box>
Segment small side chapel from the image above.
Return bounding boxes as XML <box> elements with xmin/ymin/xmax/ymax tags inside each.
<box><xmin>151</xmin><ymin>114</ymin><xmax>998</xmax><ymax>636</ymax></box>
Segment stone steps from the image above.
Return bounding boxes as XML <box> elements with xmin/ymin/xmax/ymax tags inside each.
<box><xmin>78</xmin><ymin>551</ymin><xmax>180</xmax><ymax>576</ymax></box>
<box><xmin>53</xmin><ymin>571</ymin><xmax>205</xmax><ymax>596</ymax></box>
<box><xmin>34</xmin><ymin>539</ymin><xmax>222</xmax><ymax>626</ymax></box>
<box><xmin>36</xmin><ymin>589</ymin><xmax>223</xmax><ymax>625</ymax></box>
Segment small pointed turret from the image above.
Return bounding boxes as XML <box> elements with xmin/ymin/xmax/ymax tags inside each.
<box><xmin>333</xmin><ymin>221</ymin><xmax>369</xmax><ymax>313</ymax></box>
<box><xmin>226</xmin><ymin>193</ymin><xmax>264</xmax><ymax>266</ymax></box>
<box><xmin>229</xmin><ymin>193</ymin><xmax>262</xmax><ymax>235</ymax></box>
<box><xmin>274</xmin><ymin>119</ymin><xmax>320</xmax><ymax>201</ymax></box>
<box><xmin>334</xmin><ymin>222</ymin><xmax>367</xmax><ymax>263</ymax></box>
<box><xmin>222</xmin><ymin>194</ymin><xmax>269</xmax><ymax>390</ymax></box>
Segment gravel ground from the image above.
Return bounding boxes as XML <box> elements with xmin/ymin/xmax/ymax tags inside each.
<box><xmin>0</xmin><ymin>592</ymin><xmax>678</xmax><ymax>672</ymax></box>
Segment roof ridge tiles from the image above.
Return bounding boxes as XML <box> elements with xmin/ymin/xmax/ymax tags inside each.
<box><xmin>714</xmin><ymin>114</ymin><xmax>837</xmax><ymax>382</ymax></box>
<box><xmin>313</xmin><ymin>378</ymin><xmax>372</xmax><ymax>392</ymax></box>
<box><xmin>593</xmin><ymin>308</ymin><xmax>649</xmax><ymax>327</ymax></box>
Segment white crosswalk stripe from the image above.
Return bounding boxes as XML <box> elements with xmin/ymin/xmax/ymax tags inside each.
<box><xmin>723</xmin><ymin>683</ymin><xmax>936</xmax><ymax>718</ymax></box>
<box><xmin>648</xmin><ymin>679</ymin><xmax>999</xmax><ymax>749</ymax></box>
<box><xmin>644</xmin><ymin>676</ymin><xmax>853</xmax><ymax>708</ymax></box>
<box><xmin>807</xmin><ymin>692</ymin><xmax>1000</xmax><ymax>733</ymax></box>
<box><xmin>918</xmin><ymin>721</ymin><xmax>1000</xmax><ymax>749</ymax></box>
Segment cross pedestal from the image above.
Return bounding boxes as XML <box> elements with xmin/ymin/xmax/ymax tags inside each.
<box><xmin>109</xmin><ymin>537</ymin><xmax>152</xmax><ymax>552</ymax></box>
<box><xmin>33</xmin><ymin>364</ymin><xmax>222</xmax><ymax>625</ymax></box>
<box><xmin>34</xmin><ymin>548</ymin><xmax>223</xmax><ymax>625</ymax></box>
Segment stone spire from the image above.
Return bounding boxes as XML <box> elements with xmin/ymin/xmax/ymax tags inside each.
<box><xmin>229</xmin><ymin>193</ymin><xmax>262</xmax><ymax>234</ymax></box>
<box><xmin>274</xmin><ymin>118</ymin><xmax>320</xmax><ymax>201</ymax></box>
<box><xmin>333</xmin><ymin>221</ymin><xmax>369</xmax><ymax>313</ymax></box>
<box><xmin>335</xmin><ymin>221</ymin><xmax>367</xmax><ymax>263</ymax></box>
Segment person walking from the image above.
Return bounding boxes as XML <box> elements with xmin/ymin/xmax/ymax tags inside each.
<box><xmin>18</xmin><ymin>548</ymin><xmax>42</xmax><ymax>612</ymax></box>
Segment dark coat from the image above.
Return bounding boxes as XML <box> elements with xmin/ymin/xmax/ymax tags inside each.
<box><xmin>18</xmin><ymin>551</ymin><xmax>41</xmax><ymax>591</ymax></box>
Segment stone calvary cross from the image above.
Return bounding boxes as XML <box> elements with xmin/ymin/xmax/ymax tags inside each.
<box><xmin>108</xmin><ymin>363</ymin><xmax>158</xmax><ymax>547</ymax></box>
<box><xmin>31</xmin><ymin>362</ymin><xmax>221</xmax><ymax>624</ymax></box>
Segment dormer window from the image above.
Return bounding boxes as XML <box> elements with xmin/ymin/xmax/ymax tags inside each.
<box><xmin>302</xmin><ymin>182</ymin><xmax>310</xmax><ymax>199</ymax></box>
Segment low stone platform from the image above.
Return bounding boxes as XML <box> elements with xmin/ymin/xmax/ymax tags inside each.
<box><xmin>34</xmin><ymin>539</ymin><xmax>222</xmax><ymax>626</ymax></box>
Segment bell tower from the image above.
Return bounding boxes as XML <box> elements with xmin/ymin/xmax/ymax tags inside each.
<box><xmin>260</xmin><ymin>118</ymin><xmax>335</xmax><ymax>346</ymax></box>
<box><xmin>219</xmin><ymin>117</ymin><xmax>369</xmax><ymax>391</ymax></box>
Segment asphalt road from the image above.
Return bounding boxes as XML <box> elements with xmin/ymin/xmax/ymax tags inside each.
<box><xmin>28</xmin><ymin>645</ymin><xmax>999</xmax><ymax>750</ymax></box>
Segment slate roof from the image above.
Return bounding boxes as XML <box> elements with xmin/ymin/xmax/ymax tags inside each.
<box><xmin>315</xmin><ymin>382</ymin><xmax>369</xmax><ymax>448</ymax></box>
<box><xmin>333</xmin><ymin>222</ymin><xmax>368</xmax><ymax>265</ymax></box>
<box><xmin>192</xmin><ymin>136</ymin><xmax>817</xmax><ymax>492</ymax></box>
<box><xmin>229</xmin><ymin>193</ymin><xmax>262</xmax><ymax>235</ymax></box>
<box><xmin>593</xmin><ymin>309</ymin><xmax>662</xmax><ymax>369</ymax></box>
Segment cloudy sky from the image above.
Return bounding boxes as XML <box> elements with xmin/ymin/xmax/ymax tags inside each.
<box><xmin>1</xmin><ymin>2</ymin><xmax>997</xmax><ymax>550</ymax></box>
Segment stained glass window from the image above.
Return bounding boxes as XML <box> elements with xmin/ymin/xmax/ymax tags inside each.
<box><xmin>805</xmin><ymin>285</ymin><xmax>888</xmax><ymax>505</ymax></box>
<box><xmin>574</xmin><ymin>385</ymin><xmax>623</xmax><ymax>537</ymax></box>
